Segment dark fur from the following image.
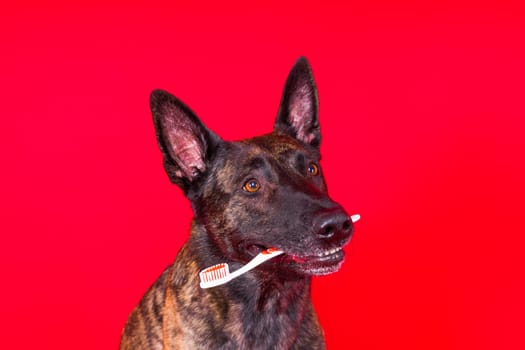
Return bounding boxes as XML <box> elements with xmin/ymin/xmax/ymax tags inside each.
<box><xmin>120</xmin><ymin>57</ymin><xmax>354</xmax><ymax>349</ymax></box>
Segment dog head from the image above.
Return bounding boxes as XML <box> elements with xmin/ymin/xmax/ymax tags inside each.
<box><xmin>151</xmin><ymin>57</ymin><xmax>353</xmax><ymax>277</ymax></box>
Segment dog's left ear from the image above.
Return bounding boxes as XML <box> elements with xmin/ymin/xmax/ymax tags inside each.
<box><xmin>274</xmin><ymin>57</ymin><xmax>321</xmax><ymax>148</ymax></box>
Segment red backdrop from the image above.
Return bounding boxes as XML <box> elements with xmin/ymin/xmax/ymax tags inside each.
<box><xmin>1</xmin><ymin>1</ymin><xmax>524</xmax><ymax>349</ymax></box>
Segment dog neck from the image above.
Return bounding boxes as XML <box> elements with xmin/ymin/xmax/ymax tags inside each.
<box><xmin>180</xmin><ymin>223</ymin><xmax>316</xmax><ymax>347</ymax></box>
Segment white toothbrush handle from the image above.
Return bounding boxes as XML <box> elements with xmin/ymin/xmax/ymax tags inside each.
<box><xmin>227</xmin><ymin>250</ymin><xmax>284</xmax><ymax>281</ymax></box>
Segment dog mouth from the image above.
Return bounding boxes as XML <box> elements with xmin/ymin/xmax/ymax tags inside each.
<box><xmin>241</xmin><ymin>243</ymin><xmax>346</xmax><ymax>276</ymax></box>
<box><xmin>244</xmin><ymin>244</ymin><xmax>269</xmax><ymax>257</ymax></box>
<box><xmin>284</xmin><ymin>247</ymin><xmax>346</xmax><ymax>275</ymax></box>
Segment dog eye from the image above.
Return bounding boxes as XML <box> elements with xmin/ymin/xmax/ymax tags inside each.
<box><xmin>243</xmin><ymin>179</ymin><xmax>261</xmax><ymax>193</ymax></box>
<box><xmin>307</xmin><ymin>163</ymin><xmax>319</xmax><ymax>176</ymax></box>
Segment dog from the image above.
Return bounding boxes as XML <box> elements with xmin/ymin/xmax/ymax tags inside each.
<box><xmin>120</xmin><ymin>57</ymin><xmax>355</xmax><ymax>349</ymax></box>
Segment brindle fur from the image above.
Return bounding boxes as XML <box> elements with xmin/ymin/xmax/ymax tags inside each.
<box><xmin>120</xmin><ymin>57</ymin><xmax>354</xmax><ymax>350</ymax></box>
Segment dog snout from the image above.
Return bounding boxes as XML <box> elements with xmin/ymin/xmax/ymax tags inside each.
<box><xmin>313</xmin><ymin>207</ymin><xmax>353</xmax><ymax>241</ymax></box>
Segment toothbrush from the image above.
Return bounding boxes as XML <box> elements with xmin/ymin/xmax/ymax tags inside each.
<box><xmin>199</xmin><ymin>248</ymin><xmax>284</xmax><ymax>289</ymax></box>
<box><xmin>199</xmin><ymin>214</ymin><xmax>361</xmax><ymax>289</ymax></box>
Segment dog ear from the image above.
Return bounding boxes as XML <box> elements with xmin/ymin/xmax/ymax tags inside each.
<box><xmin>150</xmin><ymin>89</ymin><xmax>221</xmax><ymax>190</ymax></box>
<box><xmin>274</xmin><ymin>57</ymin><xmax>321</xmax><ymax>148</ymax></box>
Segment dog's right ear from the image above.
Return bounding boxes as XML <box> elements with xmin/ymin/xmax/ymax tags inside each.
<box><xmin>150</xmin><ymin>89</ymin><xmax>222</xmax><ymax>191</ymax></box>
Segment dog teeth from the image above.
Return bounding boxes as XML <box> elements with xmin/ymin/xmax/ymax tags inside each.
<box><xmin>351</xmin><ymin>214</ymin><xmax>361</xmax><ymax>223</ymax></box>
<box><xmin>317</xmin><ymin>247</ymin><xmax>341</xmax><ymax>257</ymax></box>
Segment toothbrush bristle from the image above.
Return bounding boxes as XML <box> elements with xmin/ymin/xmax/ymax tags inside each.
<box><xmin>199</xmin><ymin>248</ymin><xmax>284</xmax><ymax>288</ymax></box>
<box><xmin>200</xmin><ymin>263</ymin><xmax>228</xmax><ymax>283</ymax></box>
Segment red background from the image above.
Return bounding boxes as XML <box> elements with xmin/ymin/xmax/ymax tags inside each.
<box><xmin>1</xmin><ymin>1</ymin><xmax>524</xmax><ymax>349</ymax></box>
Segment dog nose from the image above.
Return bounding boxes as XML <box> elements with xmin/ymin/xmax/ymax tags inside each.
<box><xmin>314</xmin><ymin>207</ymin><xmax>353</xmax><ymax>240</ymax></box>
